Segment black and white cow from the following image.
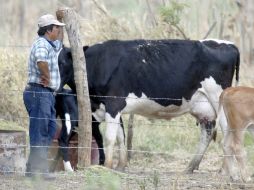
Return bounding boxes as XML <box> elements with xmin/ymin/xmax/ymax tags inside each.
<box><xmin>58</xmin><ymin>39</ymin><xmax>240</xmax><ymax>172</ymax></box>
<box><xmin>54</xmin><ymin>88</ymin><xmax>125</xmax><ymax>171</ymax></box>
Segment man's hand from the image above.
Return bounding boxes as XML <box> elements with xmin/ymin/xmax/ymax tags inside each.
<box><xmin>37</xmin><ymin>61</ymin><xmax>50</xmax><ymax>87</ymax></box>
<box><xmin>40</xmin><ymin>75</ymin><xmax>50</xmax><ymax>87</ymax></box>
<box><xmin>56</xmin><ymin>9</ymin><xmax>66</xmax><ymax>21</ymax></box>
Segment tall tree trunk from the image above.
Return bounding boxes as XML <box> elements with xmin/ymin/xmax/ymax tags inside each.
<box><xmin>57</xmin><ymin>8</ymin><xmax>92</xmax><ymax>168</ymax></box>
<box><xmin>237</xmin><ymin>0</ymin><xmax>254</xmax><ymax>64</ymax></box>
<box><xmin>19</xmin><ymin>0</ymin><xmax>25</xmax><ymax>44</ymax></box>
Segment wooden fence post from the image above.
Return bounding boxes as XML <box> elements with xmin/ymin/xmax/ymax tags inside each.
<box><xmin>127</xmin><ymin>114</ymin><xmax>134</xmax><ymax>161</ymax></box>
<box><xmin>56</xmin><ymin>8</ymin><xmax>92</xmax><ymax>168</ymax></box>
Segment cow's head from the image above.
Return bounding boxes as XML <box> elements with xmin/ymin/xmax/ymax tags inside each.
<box><xmin>58</xmin><ymin>46</ymin><xmax>75</xmax><ymax>92</ymax></box>
<box><xmin>58</xmin><ymin>46</ymin><xmax>89</xmax><ymax>93</ymax></box>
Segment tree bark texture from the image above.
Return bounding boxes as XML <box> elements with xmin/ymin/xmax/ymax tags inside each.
<box><xmin>57</xmin><ymin>8</ymin><xmax>92</xmax><ymax>168</ymax></box>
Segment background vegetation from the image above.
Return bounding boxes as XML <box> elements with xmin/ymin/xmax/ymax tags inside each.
<box><xmin>0</xmin><ymin>0</ymin><xmax>254</xmax><ymax>189</ymax></box>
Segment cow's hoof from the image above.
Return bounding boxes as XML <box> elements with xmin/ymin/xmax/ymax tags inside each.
<box><xmin>99</xmin><ymin>159</ymin><xmax>105</xmax><ymax>165</ymax></box>
<box><xmin>218</xmin><ymin>168</ymin><xmax>227</xmax><ymax>176</ymax></box>
<box><xmin>242</xmin><ymin>175</ymin><xmax>252</xmax><ymax>183</ymax></box>
<box><xmin>115</xmin><ymin>166</ymin><xmax>126</xmax><ymax>172</ymax></box>
<box><xmin>230</xmin><ymin>174</ymin><xmax>240</xmax><ymax>182</ymax></box>
<box><xmin>63</xmin><ymin>161</ymin><xmax>74</xmax><ymax>172</ymax></box>
<box><xmin>104</xmin><ymin>160</ymin><xmax>113</xmax><ymax>169</ymax></box>
<box><xmin>184</xmin><ymin>168</ymin><xmax>194</xmax><ymax>174</ymax></box>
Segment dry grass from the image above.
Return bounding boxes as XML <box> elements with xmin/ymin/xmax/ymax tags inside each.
<box><xmin>0</xmin><ymin>48</ymin><xmax>29</xmax><ymax>128</ymax></box>
<box><xmin>0</xmin><ymin>0</ymin><xmax>253</xmax><ymax>169</ymax></box>
<box><xmin>0</xmin><ymin>0</ymin><xmax>247</xmax><ymax>128</ymax></box>
<box><xmin>0</xmin><ymin>50</ymin><xmax>252</xmax><ymax>189</ymax></box>
<box><xmin>0</xmin><ymin>1</ymin><xmax>253</xmax><ymax>189</ymax></box>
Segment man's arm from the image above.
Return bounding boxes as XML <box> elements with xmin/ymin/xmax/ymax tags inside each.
<box><xmin>37</xmin><ymin>61</ymin><xmax>50</xmax><ymax>87</ymax></box>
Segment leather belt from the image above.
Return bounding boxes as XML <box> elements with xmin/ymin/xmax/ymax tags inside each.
<box><xmin>28</xmin><ymin>83</ymin><xmax>54</xmax><ymax>92</ymax></box>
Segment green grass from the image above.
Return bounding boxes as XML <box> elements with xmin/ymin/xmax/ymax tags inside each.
<box><xmin>245</xmin><ymin>132</ymin><xmax>254</xmax><ymax>167</ymax></box>
<box><xmin>100</xmin><ymin>113</ymin><xmax>254</xmax><ymax>165</ymax></box>
<box><xmin>124</xmin><ymin>115</ymin><xmax>199</xmax><ymax>153</ymax></box>
<box><xmin>84</xmin><ymin>166</ymin><xmax>122</xmax><ymax>190</ymax></box>
<box><xmin>245</xmin><ymin>132</ymin><xmax>254</xmax><ymax>146</ymax></box>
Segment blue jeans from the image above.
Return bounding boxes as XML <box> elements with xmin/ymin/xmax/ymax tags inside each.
<box><xmin>23</xmin><ymin>84</ymin><xmax>57</xmax><ymax>172</ymax></box>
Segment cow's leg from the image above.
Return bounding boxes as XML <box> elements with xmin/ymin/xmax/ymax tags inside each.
<box><xmin>49</xmin><ymin>147</ymin><xmax>61</xmax><ymax>172</ymax></box>
<box><xmin>186</xmin><ymin>91</ymin><xmax>216</xmax><ymax>173</ymax></box>
<box><xmin>116</xmin><ymin>117</ymin><xmax>127</xmax><ymax>170</ymax></box>
<box><xmin>50</xmin><ymin>127</ymin><xmax>69</xmax><ymax>172</ymax></box>
<box><xmin>104</xmin><ymin>113</ymin><xmax>121</xmax><ymax>168</ymax></box>
<box><xmin>185</xmin><ymin>119</ymin><xmax>216</xmax><ymax>173</ymax></box>
<box><xmin>58</xmin><ymin>113</ymin><xmax>73</xmax><ymax>172</ymax></box>
<box><xmin>233</xmin><ymin>129</ymin><xmax>250</xmax><ymax>182</ymax></box>
<box><xmin>59</xmin><ymin>138</ymin><xmax>73</xmax><ymax>172</ymax></box>
<box><xmin>92</xmin><ymin>116</ymin><xmax>105</xmax><ymax>165</ymax></box>
<box><xmin>127</xmin><ymin>114</ymin><xmax>134</xmax><ymax>161</ymax></box>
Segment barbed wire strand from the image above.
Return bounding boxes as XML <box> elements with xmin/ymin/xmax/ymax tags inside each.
<box><xmin>0</xmin><ymin>115</ymin><xmax>252</xmax><ymax>133</ymax></box>
<box><xmin>4</xmin><ymin>88</ymin><xmax>254</xmax><ymax>105</ymax></box>
<box><xmin>1</xmin><ymin>5</ymin><xmax>253</xmax><ymax>188</ymax></box>
<box><xmin>0</xmin><ymin>142</ymin><xmax>254</xmax><ymax>156</ymax></box>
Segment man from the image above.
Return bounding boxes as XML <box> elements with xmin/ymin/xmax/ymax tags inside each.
<box><xmin>23</xmin><ymin>14</ymin><xmax>65</xmax><ymax>180</ymax></box>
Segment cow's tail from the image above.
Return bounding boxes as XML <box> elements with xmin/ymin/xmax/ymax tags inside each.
<box><xmin>234</xmin><ymin>49</ymin><xmax>240</xmax><ymax>86</ymax></box>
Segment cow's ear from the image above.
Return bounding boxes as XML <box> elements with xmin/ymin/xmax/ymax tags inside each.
<box><xmin>66</xmin><ymin>51</ymin><xmax>72</xmax><ymax>60</ymax></box>
<box><xmin>83</xmin><ymin>46</ymin><xmax>89</xmax><ymax>52</ymax></box>
<box><xmin>66</xmin><ymin>49</ymin><xmax>72</xmax><ymax>59</ymax></box>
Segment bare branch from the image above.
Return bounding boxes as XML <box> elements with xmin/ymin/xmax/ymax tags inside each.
<box><xmin>173</xmin><ymin>24</ymin><xmax>188</xmax><ymax>39</ymax></box>
<box><xmin>203</xmin><ymin>21</ymin><xmax>217</xmax><ymax>39</ymax></box>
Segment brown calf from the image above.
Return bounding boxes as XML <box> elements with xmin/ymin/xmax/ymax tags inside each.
<box><xmin>219</xmin><ymin>86</ymin><xmax>254</xmax><ymax>182</ymax></box>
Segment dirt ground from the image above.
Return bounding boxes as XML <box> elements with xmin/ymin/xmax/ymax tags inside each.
<box><xmin>1</xmin><ymin>151</ymin><xmax>254</xmax><ymax>190</ymax></box>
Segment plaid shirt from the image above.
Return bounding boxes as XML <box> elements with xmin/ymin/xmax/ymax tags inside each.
<box><xmin>27</xmin><ymin>36</ymin><xmax>61</xmax><ymax>91</ymax></box>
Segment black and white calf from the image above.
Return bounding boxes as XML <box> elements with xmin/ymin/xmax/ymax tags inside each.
<box><xmin>58</xmin><ymin>39</ymin><xmax>240</xmax><ymax>172</ymax></box>
<box><xmin>54</xmin><ymin>88</ymin><xmax>125</xmax><ymax>171</ymax></box>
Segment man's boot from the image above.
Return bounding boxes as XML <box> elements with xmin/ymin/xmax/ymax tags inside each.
<box><xmin>38</xmin><ymin>147</ymin><xmax>56</xmax><ymax>181</ymax></box>
<box><xmin>25</xmin><ymin>147</ymin><xmax>36</xmax><ymax>177</ymax></box>
<box><xmin>25</xmin><ymin>147</ymin><xmax>55</xmax><ymax>180</ymax></box>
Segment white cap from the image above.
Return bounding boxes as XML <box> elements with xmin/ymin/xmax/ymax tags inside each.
<box><xmin>38</xmin><ymin>14</ymin><xmax>65</xmax><ymax>27</ymax></box>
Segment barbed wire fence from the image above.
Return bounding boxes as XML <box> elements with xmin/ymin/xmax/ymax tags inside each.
<box><xmin>1</xmin><ymin>45</ymin><xmax>248</xmax><ymax>128</ymax></box>
<box><xmin>0</xmin><ymin>61</ymin><xmax>254</xmax><ymax>187</ymax></box>
<box><xmin>1</xmin><ymin>14</ymin><xmax>254</xmax><ymax>189</ymax></box>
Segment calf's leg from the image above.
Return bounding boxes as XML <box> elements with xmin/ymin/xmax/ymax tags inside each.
<box><xmin>221</xmin><ymin>130</ymin><xmax>238</xmax><ymax>180</ymax></box>
<box><xmin>234</xmin><ymin>130</ymin><xmax>250</xmax><ymax>182</ymax></box>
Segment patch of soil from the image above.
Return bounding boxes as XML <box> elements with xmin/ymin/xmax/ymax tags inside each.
<box><xmin>1</xmin><ymin>151</ymin><xmax>253</xmax><ymax>190</ymax></box>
